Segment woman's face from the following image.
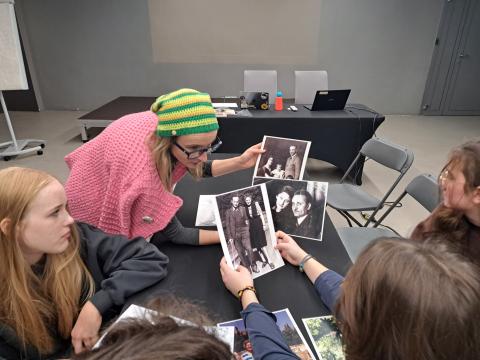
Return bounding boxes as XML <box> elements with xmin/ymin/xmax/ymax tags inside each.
<box><xmin>266</xmin><ymin>157</ymin><xmax>273</xmax><ymax>166</ymax></box>
<box><xmin>440</xmin><ymin>165</ymin><xmax>476</xmax><ymax>211</ymax></box>
<box><xmin>276</xmin><ymin>192</ymin><xmax>291</xmax><ymax>211</ymax></box>
<box><xmin>18</xmin><ymin>179</ymin><xmax>74</xmax><ymax>264</ymax></box>
<box><xmin>171</xmin><ymin>131</ymin><xmax>218</xmax><ymax>169</ymax></box>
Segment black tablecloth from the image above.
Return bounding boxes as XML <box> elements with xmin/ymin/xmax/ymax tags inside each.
<box><xmin>80</xmin><ymin>97</ymin><xmax>384</xmax><ymax>184</ymax></box>
<box><xmin>126</xmin><ymin>155</ymin><xmax>352</xmax><ymax>324</ymax></box>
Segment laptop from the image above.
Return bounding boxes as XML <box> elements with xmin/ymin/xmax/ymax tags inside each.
<box><xmin>304</xmin><ymin>89</ymin><xmax>351</xmax><ymax>111</ymax></box>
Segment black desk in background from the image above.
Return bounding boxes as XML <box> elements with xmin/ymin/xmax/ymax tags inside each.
<box><xmin>126</xmin><ymin>155</ymin><xmax>352</xmax><ymax>329</ymax></box>
<box><xmin>79</xmin><ymin>96</ymin><xmax>384</xmax><ymax>184</ymax></box>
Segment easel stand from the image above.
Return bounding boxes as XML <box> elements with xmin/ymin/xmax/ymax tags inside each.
<box><xmin>0</xmin><ymin>90</ymin><xmax>45</xmax><ymax>161</ymax></box>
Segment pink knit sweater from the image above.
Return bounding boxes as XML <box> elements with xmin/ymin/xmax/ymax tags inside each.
<box><xmin>65</xmin><ymin>111</ymin><xmax>188</xmax><ymax>239</ymax></box>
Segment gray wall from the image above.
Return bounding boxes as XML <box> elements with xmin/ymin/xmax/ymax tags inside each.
<box><xmin>16</xmin><ymin>0</ymin><xmax>443</xmax><ymax>114</ymax></box>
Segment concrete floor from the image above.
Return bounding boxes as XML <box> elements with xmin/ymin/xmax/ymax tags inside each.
<box><xmin>1</xmin><ymin>111</ymin><xmax>479</xmax><ymax>236</ymax></box>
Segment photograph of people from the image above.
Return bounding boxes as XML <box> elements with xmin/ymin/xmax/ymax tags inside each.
<box><xmin>253</xmin><ymin>136</ymin><xmax>311</xmax><ymax>183</ymax></box>
<box><xmin>214</xmin><ymin>184</ymin><xmax>284</xmax><ymax>278</ymax></box>
<box><xmin>264</xmin><ymin>179</ymin><xmax>328</xmax><ymax>241</ymax></box>
<box><xmin>244</xmin><ymin>194</ymin><xmax>274</xmax><ymax>271</ymax></box>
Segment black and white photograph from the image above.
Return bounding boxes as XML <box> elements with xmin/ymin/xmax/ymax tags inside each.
<box><xmin>258</xmin><ymin>179</ymin><xmax>328</xmax><ymax>241</ymax></box>
<box><xmin>218</xmin><ymin>308</ymin><xmax>315</xmax><ymax>360</ymax></box>
<box><xmin>213</xmin><ymin>184</ymin><xmax>284</xmax><ymax>279</ymax></box>
<box><xmin>253</xmin><ymin>136</ymin><xmax>311</xmax><ymax>183</ymax></box>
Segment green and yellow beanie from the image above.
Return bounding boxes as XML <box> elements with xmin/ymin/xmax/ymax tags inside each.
<box><xmin>151</xmin><ymin>88</ymin><xmax>219</xmax><ymax>137</ymax></box>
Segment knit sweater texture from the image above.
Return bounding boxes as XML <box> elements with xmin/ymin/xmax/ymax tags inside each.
<box><xmin>65</xmin><ymin>111</ymin><xmax>188</xmax><ymax>239</ymax></box>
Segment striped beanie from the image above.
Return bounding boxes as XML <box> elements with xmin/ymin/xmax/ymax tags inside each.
<box><xmin>151</xmin><ymin>88</ymin><xmax>219</xmax><ymax>137</ymax></box>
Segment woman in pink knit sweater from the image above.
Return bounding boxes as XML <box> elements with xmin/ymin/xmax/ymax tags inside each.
<box><xmin>65</xmin><ymin>89</ymin><xmax>262</xmax><ymax>246</ymax></box>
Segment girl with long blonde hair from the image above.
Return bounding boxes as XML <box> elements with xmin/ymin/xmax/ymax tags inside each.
<box><xmin>0</xmin><ymin>167</ymin><xmax>169</xmax><ymax>359</ymax></box>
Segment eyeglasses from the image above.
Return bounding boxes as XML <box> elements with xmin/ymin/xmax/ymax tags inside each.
<box><xmin>173</xmin><ymin>137</ymin><xmax>223</xmax><ymax>159</ymax></box>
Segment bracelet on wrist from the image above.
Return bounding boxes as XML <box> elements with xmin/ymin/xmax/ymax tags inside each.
<box><xmin>237</xmin><ymin>286</ymin><xmax>256</xmax><ymax>301</ymax></box>
<box><xmin>299</xmin><ymin>254</ymin><xmax>315</xmax><ymax>272</ymax></box>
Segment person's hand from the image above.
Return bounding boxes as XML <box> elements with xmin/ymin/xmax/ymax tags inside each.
<box><xmin>237</xmin><ymin>143</ymin><xmax>264</xmax><ymax>169</ymax></box>
<box><xmin>275</xmin><ymin>231</ymin><xmax>308</xmax><ymax>266</ymax></box>
<box><xmin>220</xmin><ymin>257</ymin><xmax>253</xmax><ymax>296</ymax></box>
<box><xmin>71</xmin><ymin>301</ymin><xmax>102</xmax><ymax>354</ymax></box>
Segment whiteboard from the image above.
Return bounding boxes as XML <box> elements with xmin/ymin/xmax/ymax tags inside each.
<box><xmin>0</xmin><ymin>0</ymin><xmax>28</xmax><ymax>90</ymax></box>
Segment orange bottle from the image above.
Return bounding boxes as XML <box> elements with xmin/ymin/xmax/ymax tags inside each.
<box><xmin>275</xmin><ymin>91</ymin><xmax>283</xmax><ymax>111</ymax></box>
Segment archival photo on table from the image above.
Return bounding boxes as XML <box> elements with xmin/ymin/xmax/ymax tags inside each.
<box><xmin>253</xmin><ymin>178</ymin><xmax>328</xmax><ymax>241</ymax></box>
<box><xmin>253</xmin><ymin>136</ymin><xmax>311</xmax><ymax>183</ymax></box>
<box><xmin>213</xmin><ymin>183</ymin><xmax>284</xmax><ymax>279</ymax></box>
<box><xmin>195</xmin><ymin>195</ymin><xmax>217</xmax><ymax>226</ymax></box>
<box><xmin>218</xmin><ymin>308</ymin><xmax>315</xmax><ymax>360</ymax></box>
<box><xmin>303</xmin><ymin>316</ymin><xmax>345</xmax><ymax>360</ymax></box>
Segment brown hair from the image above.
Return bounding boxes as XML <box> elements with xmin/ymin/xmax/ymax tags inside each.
<box><xmin>418</xmin><ymin>139</ymin><xmax>480</xmax><ymax>253</ymax></box>
<box><xmin>73</xmin><ymin>297</ymin><xmax>232</xmax><ymax>360</ymax></box>
<box><xmin>337</xmin><ymin>237</ymin><xmax>480</xmax><ymax>360</ymax></box>
<box><xmin>0</xmin><ymin>167</ymin><xmax>95</xmax><ymax>354</ymax></box>
<box><xmin>147</xmin><ymin>133</ymin><xmax>203</xmax><ymax>191</ymax></box>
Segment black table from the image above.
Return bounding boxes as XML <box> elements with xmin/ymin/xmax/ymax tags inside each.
<box><xmin>126</xmin><ymin>155</ymin><xmax>352</xmax><ymax>329</ymax></box>
<box><xmin>78</xmin><ymin>96</ymin><xmax>384</xmax><ymax>184</ymax></box>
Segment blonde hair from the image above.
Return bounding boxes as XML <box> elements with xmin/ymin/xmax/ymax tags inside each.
<box><xmin>147</xmin><ymin>133</ymin><xmax>203</xmax><ymax>191</ymax></box>
<box><xmin>0</xmin><ymin>167</ymin><xmax>95</xmax><ymax>354</ymax></box>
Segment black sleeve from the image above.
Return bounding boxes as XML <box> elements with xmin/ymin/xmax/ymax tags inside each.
<box><xmin>202</xmin><ymin>160</ymin><xmax>213</xmax><ymax>177</ymax></box>
<box><xmin>76</xmin><ymin>222</ymin><xmax>169</xmax><ymax>315</ymax></box>
<box><xmin>150</xmin><ymin>216</ymin><xmax>200</xmax><ymax>246</ymax></box>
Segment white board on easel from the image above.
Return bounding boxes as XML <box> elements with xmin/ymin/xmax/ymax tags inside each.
<box><xmin>0</xmin><ymin>0</ymin><xmax>45</xmax><ymax>161</ymax></box>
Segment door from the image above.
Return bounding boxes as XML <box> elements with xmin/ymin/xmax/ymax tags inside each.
<box><xmin>421</xmin><ymin>0</ymin><xmax>480</xmax><ymax>115</ymax></box>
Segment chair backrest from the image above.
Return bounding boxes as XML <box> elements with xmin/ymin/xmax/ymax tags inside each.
<box><xmin>294</xmin><ymin>70</ymin><xmax>328</xmax><ymax>105</ymax></box>
<box><xmin>360</xmin><ymin>137</ymin><xmax>414</xmax><ymax>174</ymax></box>
<box><xmin>244</xmin><ymin>70</ymin><xmax>277</xmax><ymax>104</ymax></box>
<box><xmin>373</xmin><ymin>173</ymin><xmax>440</xmax><ymax>227</ymax></box>
<box><xmin>406</xmin><ymin>173</ymin><xmax>440</xmax><ymax>212</ymax></box>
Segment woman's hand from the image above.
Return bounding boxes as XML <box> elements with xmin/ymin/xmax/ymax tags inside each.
<box><xmin>71</xmin><ymin>301</ymin><xmax>102</xmax><ymax>354</ymax></box>
<box><xmin>275</xmin><ymin>231</ymin><xmax>308</xmax><ymax>266</ymax></box>
<box><xmin>237</xmin><ymin>143</ymin><xmax>264</xmax><ymax>169</ymax></box>
<box><xmin>220</xmin><ymin>257</ymin><xmax>253</xmax><ymax>296</ymax></box>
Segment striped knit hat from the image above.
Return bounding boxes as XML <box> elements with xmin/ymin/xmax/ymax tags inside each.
<box><xmin>151</xmin><ymin>88</ymin><xmax>219</xmax><ymax>137</ymax></box>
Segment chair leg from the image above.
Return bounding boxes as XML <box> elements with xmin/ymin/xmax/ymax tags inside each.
<box><xmin>344</xmin><ymin>212</ymin><xmax>364</xmax><ymax>227</ymax></box>
<box><xmin>337</xmin><ymin>210</ymin><xmax>353</xmax><ymax>227</ymax></box>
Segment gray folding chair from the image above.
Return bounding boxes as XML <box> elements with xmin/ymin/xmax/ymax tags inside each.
<box><xmin>244</xmin><ymin>70</ymin><xmax>277</xmax><ymax>105</ymax></box>
<box><xmin>327</xmin><ymin>137</ymin><xmax>414</xmax><ymax>227</ymax></box>
<box><xmin>294</xmin><ymin>70</ymin><xmax>328</xmax><ymax>105</ymax></box>
<box><xmin>338</xmin><ymin>173</ymin><xmax>440</xmax><ymax>262</ymax></box>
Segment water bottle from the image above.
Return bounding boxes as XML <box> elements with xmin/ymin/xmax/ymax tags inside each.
<box><xmin>275</xmin><ymin>91</ymin><xmax>283</xmax><ymax>111</ymax></box>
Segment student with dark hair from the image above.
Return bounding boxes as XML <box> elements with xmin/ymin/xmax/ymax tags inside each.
<box><xmin>221</xmin><ymin>231</ymin><xmax>480</xmax><ymax>359</ymax></box>
<box><xmin>412</xmin><ymin>139</ymin><xmax>480</xmax><ymax>261</ymax></box>
<box><xmin>72</xmin><ymin>298</ymin><xmax>232</xmax><ymax>360</ymax></box>
<box><xmin>0</xmin><ymin>167</ymin><xmax>169</xmax><ymax>359</ymax></box>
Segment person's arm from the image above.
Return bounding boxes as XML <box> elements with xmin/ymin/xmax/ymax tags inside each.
<box><xmin>77</xmin><ymin>222</ymin><xmax>169</xmax><ymax>314</ymax></box>
<box><xmin>150</xmin><ymin>217</ymin><xmax>219</xmax><ymax>246</ymax></box>
<box><xmin>210</xmin><ymin>143</ymin><xmax>264</xmax><ymax>177</ymax></box>
<box><xmin>220</xmin><ymin>259</ymin><xmax>299</xmax><ymax>360</ymax></box>
<box><xmin>275</xmin><ymin>231</ymin><xmax>344</xmax><ymax>313</ymax></box>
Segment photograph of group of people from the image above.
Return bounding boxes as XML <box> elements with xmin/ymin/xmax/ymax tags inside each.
<box><xmin>254</xmin><ymin>136</ymin><xmax>311</xmax><ymax>181</ymax></box>
<box><xmin>214</xmin><ymin>184</ymin><xmax>284</xmax><ymax>278</ymax></box>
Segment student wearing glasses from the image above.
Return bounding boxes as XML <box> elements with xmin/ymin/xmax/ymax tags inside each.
<box><xmin>65</xmin><ymin>89</ymin><xmax>262</xmax><ymax>246</ymax></box>
<box><xmin>412</xmin><ymin>139</ymin><xmax>480</xmax><ymax>261</ymax></box>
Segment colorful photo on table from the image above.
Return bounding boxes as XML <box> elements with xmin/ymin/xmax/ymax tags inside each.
<box><xmin>218</xmin><ymin>308</ymin><xmax>315</xmax><ymax>360</ymax></box>
<box><xmin>213</xmin><ymin>183</ymin><xmax>284</xmax><ymax>279</ymax></box>
<box><xmin>303</xmin><ymin>315</ymin><xmax>345</xmax><ymax>360</ymax></box>
<box><xmin>252</xmin><ymin>178</ymin><xmax>328</xmax><ymax>241</ymax></box>
<box><xmin>253</xmin><ymin>136</ymin><xmax>311</xmax><ymax>183</ymax></box>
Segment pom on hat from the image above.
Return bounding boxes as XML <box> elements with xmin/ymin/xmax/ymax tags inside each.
<box><xmin>151</xmin><ymin>88</ymin><xmax>219</xmax><ymax>137</ymax></box>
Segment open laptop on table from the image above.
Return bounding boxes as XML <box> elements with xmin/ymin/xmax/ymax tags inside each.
<box><xmin>304</xmin><ymin>89</ymin><xmax>351</xmax><ymax>111</ymax></box>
